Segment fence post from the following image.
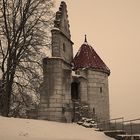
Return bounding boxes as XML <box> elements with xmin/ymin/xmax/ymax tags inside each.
<box><xmin>130</xmin><ymin>121</ymin><xmax>133</xmax><ymax>135</ymax></box>
<box><xmin>96</xmin><ymin>118</ymin><xmax>100</xmax><ymax>130</ymax></box>
<box><xmin>115</xmin><ymin>119</ymin><xmax>117</xmax><ymax>130</ymax></box>
<box><xmin>122</xmin><ymin>117</ymin><xmax>124</xmax><ymax>131</ymax></box>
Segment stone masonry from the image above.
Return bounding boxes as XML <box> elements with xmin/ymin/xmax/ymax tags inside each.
<box><xmin>38</xmin><ymin>1</ymin><xmax>111</xmax><ymax>123</ymax></box>
<box><xmin>38</xmin><ymin>1</ymin><xmax>73</xmax><ymax>122</ymax></box>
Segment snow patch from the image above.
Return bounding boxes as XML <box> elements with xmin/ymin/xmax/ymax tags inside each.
<box><xmin>0</xmin><ymin>116</ymin><xmax>115</xmax><ymax>140</ymax></box>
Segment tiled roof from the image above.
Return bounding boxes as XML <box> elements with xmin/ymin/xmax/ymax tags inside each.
<box><xmin>72</xmin><ymin>36</ymin><xmax>110</xmax><ymax>75</ymax></box>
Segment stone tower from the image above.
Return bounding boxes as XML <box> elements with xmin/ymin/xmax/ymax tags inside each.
<box><xmin>38</xmin><ymin>1</ymin><xmax>73</xmax><ymax>122</ymax></box>
<box><xmin>72</xmin><ymin>36</ymin><xmax>110</xmax><ymax>121</ymax></box>
<box><xmin>38</xmin><ymin>1</ymin><xmax>111</xmax><ymax>123</ymax></box>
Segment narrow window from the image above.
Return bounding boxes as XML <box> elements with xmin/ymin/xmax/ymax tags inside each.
<box><xmin>63</xmin><ymin>43</ymin><xmax>66</xmax><ymax>52</ymax></box>
<box><xmin>100</xmin><ymin>87</ymin><xmax>102</xmax><ymax>93</ymax></box>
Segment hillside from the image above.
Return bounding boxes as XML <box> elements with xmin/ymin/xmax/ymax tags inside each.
<box><xmin>0</xmin><ymin>117</ymin><xmax>115</xmax><ymax>140</ymax></box>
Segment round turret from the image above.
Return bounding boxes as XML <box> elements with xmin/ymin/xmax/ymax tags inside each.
<box><xmin>72</xmin><ymin>36</ymin><xmax>110</xmax><ymax>121</ymax></box>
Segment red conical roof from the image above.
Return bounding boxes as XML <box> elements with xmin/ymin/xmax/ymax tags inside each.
<box><xmin>72</xmin><ymin>36</ymin><xmax>110</xmax><ymax>75</ymax></box>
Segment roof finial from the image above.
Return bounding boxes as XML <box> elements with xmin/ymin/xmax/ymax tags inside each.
<box><xmin>85</xmin><ymin>34</ymin><xmax>87</xmax><ymax>43</ymax></box>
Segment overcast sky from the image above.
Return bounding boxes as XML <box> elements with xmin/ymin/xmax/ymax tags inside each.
<box><xmin>54</xmin><ymin>0</ymin><xmax>140</xmax><ymax>120</ymax></box>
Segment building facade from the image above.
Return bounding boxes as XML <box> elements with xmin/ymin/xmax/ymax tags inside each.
<box><xmin>38</xmin><ymin>1</ymin><xmax>110</xmax><ymax>123</ymax></box>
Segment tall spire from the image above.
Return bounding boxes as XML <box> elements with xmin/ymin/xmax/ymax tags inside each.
<box><xmin>85</xmin><ymin>34</ymin><xmax>87</xmax><ymax>43</ymax></box>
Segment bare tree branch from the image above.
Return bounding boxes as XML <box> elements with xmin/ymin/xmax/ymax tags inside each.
<box><xmin>0</xmin><ymin>0</ymin><xmax>54</xmax><ymax>117</ymax></box>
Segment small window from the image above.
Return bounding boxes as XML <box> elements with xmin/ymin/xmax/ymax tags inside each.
<box><xmin>75</xmin><ymin>70</ymin><xmax>80</xmax><ymax>75</ymax></box>
<box><xmin>63</xmin><ymin>43</ymin><xmax>66</xmax><ymax>52</ymax></box>
<box><xmin>100</xmin><ymin>87</ymin><xmax>102</xmax><ymax>93</ymax></box>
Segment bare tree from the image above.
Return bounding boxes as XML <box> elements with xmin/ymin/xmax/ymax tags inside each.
<box><xmin>0</xmin><ymin>0</ymin><xmax>54</xmax><ymax>117</ymax></box>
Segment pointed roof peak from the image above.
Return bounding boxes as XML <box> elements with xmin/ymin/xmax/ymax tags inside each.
<box><xmin>83</xmin><ymin>35</ymin><xmax>89</xmax><ymax>45</ymax></box>
<box><xmin>84</xmin><ymin>34</ymin><xmax>87</xmax><ymax>43</ymax></box>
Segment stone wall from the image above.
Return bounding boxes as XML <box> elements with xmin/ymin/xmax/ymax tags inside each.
<box><xmin>38</xmin><ymin>1</ymin><xmax>110</xmax><ymax>123</ymax></box>
<box><xmin>86</xmin><ymin>69</ymin><xmax>110</xmax><ymax>121</ymax></box>
<box><xmin>51</xmin><ymin>1</ymin><xmax>73</xmax><ymax>64</ymax></box>
<box><xmin>38</xmin><ymin>1</ymin><xmax>74</xmax><ymax>122</ymax></box>
<box><xmin>79</xmin><ymin>78</ymin><xmax>88</xmax><ymax>102</ymax></box>
<box><xmin>51</xmin><ymin>29</ymin><xmax>73</xmax><ymax>64</ymax></box>
<box><xmin>38</xmin><ymin>58</ymin><xmax>72</xmax><ymax>122</ymax></box>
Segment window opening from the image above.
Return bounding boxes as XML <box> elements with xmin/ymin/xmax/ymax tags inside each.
<box><xmin>100</xmin><ymin>87</ymin><xmax>102</xmax><ymax>93</ymax></box>
<box><xmin>71</xmin><ymin>82</ymin><xmax>79</xmax><ymax>100</ymax></box>
<box><xmin>63</xmin><ymin>43</ymin><xmax>66</xmax><ymax>52</ymax></box>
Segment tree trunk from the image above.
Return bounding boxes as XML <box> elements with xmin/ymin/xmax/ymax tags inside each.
<box><xmin>1</xmin><ymin>81</ymin><xmax>13</xmax><ymax>116</ymax></box>
<box><xmin>1</xmin><ymin>68</ymin><xmax>15</xmax><ymax>117</ymax></box>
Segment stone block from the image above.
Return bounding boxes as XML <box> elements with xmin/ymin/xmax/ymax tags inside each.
<box><xmin>55</xmin><ymin>108</ymin><xmax>62</xmax><ymax>111</ymax></box>
<box><xmin>54</xmin><ymin>111</ymin><xmax>62</xmax><ymax>116</ymax></box>
<box><xmin>38</xmin><ymin>116</ymin><xmax>48</xmax><ymax>120</ymax></box>
<box><xmin>39</xmin><ymin>103</ymin><xmax>48</xmax><ymax>108</ymax></box>
<box><xmin>38</xmin><ymin>111</ymin><xmax>48</xmax><ymax>116</ymax></box>
<box><xmin>49</xmin><ymin>103</ymin><xmax>62</xmax><ymax>108</ymax></box>
<box><xmin>40</xmin><ymin>97</ymin><xmax>48</xmax><ymax>102</ymax></box>
<box><xmin>56</xmin><ymin>89</ymin><xmax>63</xmax><ymax>94</ymax></box>
<box><xmin>49</xmin><ymin>98</ymin><xmax>57</xmax><ymax>103</ymax></box>
<box><xmin>56</xmin><ymin>98</ymin><xmax>62</xmax><ymax>103</ymax></box>
<box><xmin>40</xmin><ymin>100</ymin><xmax>48</xmax><ymax>104</ymax></box>
<box><xmin>64</xmin><ymin>95</ymin><xmax>71</xmax><ymax>100</ymax></box>
<box><xmin>39</xmin><ymin>108</ymin><xmax>54</xmax><ymax>112</ymax></box>
<box><xmin>62</xmin><ymin>100</ymin><xmax>70</xmax><ymax>104</ymax></box>
<box><xmin>51</xmin><ymin>94</ymin><xmax>62</xmax><ymax>99</ymax></box>
<box><xmin>54</xmin><ymin>85</ymin><xmax>63</xmax><ymax>90</ymax></box>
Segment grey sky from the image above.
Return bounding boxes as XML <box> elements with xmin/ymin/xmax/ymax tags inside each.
<box><xmin>55</xmin><ymin>0</ymin><xmax>140</xmax><ymax>120</ymax></box>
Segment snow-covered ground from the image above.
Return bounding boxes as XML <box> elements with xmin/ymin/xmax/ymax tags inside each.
<box><xmin>0</xmin><ymin>116</ymin><xmax>115</xmax><ymax>140</ymax></box>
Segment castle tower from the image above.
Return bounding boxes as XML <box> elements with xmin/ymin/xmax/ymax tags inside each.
<box><xmin>72</xmin><ymin>36</ymin><xmax>110</xmax><ymax>121</ymax></box>
<box><xmin>38</xmin><ymin>1</ymin><xmax>73</xmax><ymax>122</ymax></box>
